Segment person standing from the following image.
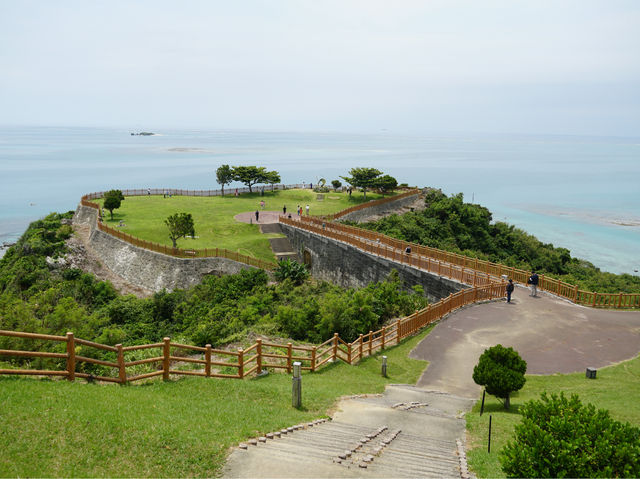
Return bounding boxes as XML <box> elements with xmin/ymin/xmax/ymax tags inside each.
<box><xmin>305</xmin><ymin>204</ymin><xmax>310</xmax><ymax>215</ymax></box>
<box><xmin>506</xmin><ymin>279</ymin><xmax>515</xmax><ymax>303</ymax></box>
<box><xmin>283</xmin><ymin>205</ymin><xmax>287</xmax><ymax>214</ymax></box>
<box><xmin>528</xmin><ymin>271</ymin><xmax>539</xmax><ymax>297</ymax></box>
<box><xmin>255</xmin><ymin>210</ymin><xmax>259</xmax><ymax>222</ymax></box>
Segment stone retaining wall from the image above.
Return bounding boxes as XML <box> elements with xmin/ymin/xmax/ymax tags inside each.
<box><xmin>73</xmin><ymin>205</ymin><xmax>255</xmax><ymax>292</ymax></box>
<box><xmin>336</xmin><ymin>190</ymin><xmax>422</xmax><ymax>223</ymax></box>
<box><xmin>280</xmin><ymin>223</ymin><xmax>467</xmax><ymax>302</ymax></box>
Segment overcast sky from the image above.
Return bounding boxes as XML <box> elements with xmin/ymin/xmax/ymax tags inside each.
<box><xmin>1</xmin><ymin>1</ymin><xmax>639</xmax><ymax>136</ymax></box>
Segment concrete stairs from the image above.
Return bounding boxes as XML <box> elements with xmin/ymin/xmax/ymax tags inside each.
<box><xmin>222</xmin><ymin>385</ymin><xmax>474</xmax><ymax>478</ymax></box>
<box><xmin>260</xmin><ymin>223</ymin><xmax>300</xmax><ymax>262</ymax></box>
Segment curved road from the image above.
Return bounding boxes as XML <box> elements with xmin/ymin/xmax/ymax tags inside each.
<box><xmin>411</xmin><ymin>285</ymin><xmax>640</xmax><ymax>398</ymax></box>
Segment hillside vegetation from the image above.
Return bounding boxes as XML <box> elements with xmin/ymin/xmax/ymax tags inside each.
<box><xmin>0</xmin><ymin>212</ymin><xmax>425</xmax><ymax>377</ymax></box>
<box><xmin>352</xmin><ymin>189</ymin><xmax>640</xmax><ymax>293</ymax></box>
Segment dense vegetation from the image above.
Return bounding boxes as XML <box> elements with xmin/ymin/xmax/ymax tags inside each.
<box><xmin>500</xmin><ymin>392</ymin><xmax>640</xmax><ymax>478</ymax></box>
<box><xmin>0</xmin><ymin>212</ymin><xmax>426</xmax><ymax>374</ymax></box>
<box><xmin>352</xmin><ymin>189</ymin><xmax>640</xmax><ymax>293</ymax></box>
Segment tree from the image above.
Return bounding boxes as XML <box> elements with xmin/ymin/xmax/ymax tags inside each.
<box><xmin>375</xmin><ymin>175</ymin><xmax>398</xmax><ymax>196</ymax></box>
<box><xmin>165</xmin><ymin>213</ymin><xmax>195</xmax><ymax>248</ymax></box>
<box><xmin>331</xmin><ymin>179</ymin><xmax>342</xmax><ymax>191</ymax></box>
<box><xmin>216</xmin><ymin>164</ymin><xmax>233</xmax><ymax>196</ymax></box>
<box><xmin>472</xmin><ymin>344</ymin><xmax>526</xmax><ymax>409</ymax></box>
<box><xmin>231</xmin><ymin>166</ymin><xmax>280</xmax><ymax>193</ymax></box>
<box><xmin>103</xmin><ymin>190</ymin><xmax>124</xmax><ymax>220</ymax></box>
<box><xmin>264</xmin><ymin>169</ymin><xmax>281</xmax><ymax>191</ymax></box>
<box><xmin>341</xmin><ymin>167</ymin><xmax>382</xmax><ymax>199</ymax></box>
<box><xmin>501</xmin><ymin>392</ymin><xmax>640</xmax><ymax>478</ymax></box>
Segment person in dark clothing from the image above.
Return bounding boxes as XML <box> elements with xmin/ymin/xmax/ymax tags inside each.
<box><xmin>506</xmin><ymin>279</ymin><xmax>514</xmax><ymax>303</ymax></box>
<box><xmin>528</xmin><ymin>271</ymin><xmax>539</xmax><ymax>297</ymax></box>
<box><xmin>255</xmin><ymin>210</ymin><xmax>259</xmax><ymax>222</ymax></box>
<box><xmin>283</xmin><ymin>205</ymin><xmax>287</xmax><ymax>214</ymax></box>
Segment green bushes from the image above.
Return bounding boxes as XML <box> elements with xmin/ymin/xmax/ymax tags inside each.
<box><xmin>501</xmin><ymin>392</ymin><xmax>640</xmax><ymax>478</ymax></box>
<box><xmin>354</xmin><ymin>189</ymin><xmax>640</xmax><ymax>293</ymax></box>
<box><xmin>472</xmin><ymin>344</ymin><xmax>527</xmax><ymax>409</ymax></box>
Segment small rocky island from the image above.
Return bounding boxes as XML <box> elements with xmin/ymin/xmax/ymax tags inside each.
<box><xmin>130</xmin><ymin>132</ymin><xmax>155</xmax><ymax>136</ymax></box>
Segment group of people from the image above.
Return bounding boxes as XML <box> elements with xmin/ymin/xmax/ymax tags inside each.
<box><xmin>505</xmin><ymin>271</ymin><xmax>539</xmax><ymax>303</ymax></box>
<box><xmin>293</xmin><ymin>204</ymin><xmax>310</xmax><ymax>216</ymax></box>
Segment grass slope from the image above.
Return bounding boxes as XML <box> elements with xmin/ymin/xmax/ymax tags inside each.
<box><xmin>97</xmin><ymin>189</ymin><xmax>387</xmax><ymax>262</ymax></box>
<box><xmin>466</xmin><ymin>354</ymin><xmax>640</xmax><ymax>478</ymax></box>
<box><xmin>0</xmin><ymin>327</ymin><xmax>432</xmax><ymax>478</ymax></box>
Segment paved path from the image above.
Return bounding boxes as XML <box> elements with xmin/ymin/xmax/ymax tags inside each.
<box><xmin>412</xmin><ymin>286</ymin><xmax>640</xmax><ymax>398</ymax></box>
<box><xmin>223</xmin><ymin>290</ymin><xmax>640</xmax><ymax>478</ymax></box>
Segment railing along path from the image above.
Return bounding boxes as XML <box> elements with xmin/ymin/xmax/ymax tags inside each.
<box><xmin>280</xmin><ymin>215</ymin><xmax>640</xmax><ymax>309</ymax></box>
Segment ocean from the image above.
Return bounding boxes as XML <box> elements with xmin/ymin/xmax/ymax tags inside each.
<box><xmin>1</xmin><ymin>126</ymin><xmax>638</xmax><ymax>275</ymax></box>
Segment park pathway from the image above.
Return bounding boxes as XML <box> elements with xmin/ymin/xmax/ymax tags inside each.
<box><xmin>223</xmin><ymin>289</ymin><xmax>640</xmax><ymax>478</ymax></box>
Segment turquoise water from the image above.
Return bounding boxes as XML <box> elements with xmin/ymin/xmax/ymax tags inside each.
<box><xmin>1</xmin><ymin>126</ymin><xmax>638</xmax><ymax>274</ymax></box>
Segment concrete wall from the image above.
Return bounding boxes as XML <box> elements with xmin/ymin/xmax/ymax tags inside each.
<box><xmin>337</xmin><ymin>191</ymin><xmax>421</xmax><ymax>223</ymax></box>
<box><xmin>280</xmin><ymin>223</ymin><xmax>467</xmax><ymax>302</ymax></box>
<box><xmin>73</xmin><ymin>205</ymin><xmax>255</xmax><ymax>292</ymax></box>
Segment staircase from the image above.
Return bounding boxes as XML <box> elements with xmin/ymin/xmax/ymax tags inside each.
<box><xmin>222</xmin><ymin>385</ymin><xmax>474</xmax><ymax>478</ymax></box>
<box><xmin>260</xmin><ymin>223</ymin><xmax>299</xmax><ymax>262</ymax></box>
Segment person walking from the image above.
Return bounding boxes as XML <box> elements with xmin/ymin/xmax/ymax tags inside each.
<box><xmin>305</xmin><ymin>204</ymin><xmax>310</xmax><ymax>215</ymax></box>
<box><xmin>283</xmin><ymin>205</ymin><xmax>287</xmax><ymax>214</ymax></box>
<box><xmin>527</xmin><ymin>271</ymin><xmax>539</xmax><ymax>297</ymax></box>
<box><xmin>255</xmin><ymin>210</ymin><xmax>259</xmax><ymax>222</ymax></box>
<box><xmin>297</xmin><ymin>205</ymin><xmax>301</xmax><ymax>216</ymax></box>
<box><xmin>506</xmin><ymin>279</ymin><xmax>515</xmax><ymax>303</ymax></box>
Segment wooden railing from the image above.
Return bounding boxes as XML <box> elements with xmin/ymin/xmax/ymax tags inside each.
<box><xmin>281</xmin><ymin>215</ymin><xmax>640</xmax><ymax>309</ymax></box>
<box><xmin>0</xmin><ymin>283</ymin><xmax>507</xmax><ymax>383</ymax></box>
<box><xmin>325</xmin><ymin>189</ymin><xmax>420</xmax><ymax>220</ymax></box>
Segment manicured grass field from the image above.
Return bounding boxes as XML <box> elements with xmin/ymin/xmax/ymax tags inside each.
<box><xmin>465</xmin><ymin>354</ymin><xmax>640</xmax><ymax>478</ymax></box>
<box><xmin>0</xmin><ymin>327</ymin><xmax>432</xmax><ymax>478</ymax></box>
<box><xmin>96</xmin><ymin>189</ymin><xmax>387</xmax><ymax>262</ymax></box>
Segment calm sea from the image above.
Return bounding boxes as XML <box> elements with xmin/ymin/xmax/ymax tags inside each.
<box><xmin>1</xmin><ymin>126</ymin><xmax>638</xmax><ymax>275</ymax></box>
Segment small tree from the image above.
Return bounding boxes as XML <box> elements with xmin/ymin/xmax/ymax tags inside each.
<box><xmin>274</xmin><ymin>259</ymin><xmax>309</xmax><ymax>285</ymax></box>
<box><xmin>103</xmin><ymin>189</ymin><xmax>124</xmax><ymax>220</ymax></box>
<box><xmin>264</xmin><ymin>170</ymin><xmax>281</xmax><ymax>191</ymax></box>
<box><xmin>375</xmin><ymin>175</ymin><xmax>398</xmax><ymax>196</ymax></box>
<box><xmin>341</xmin><ymin>167</ymin><xmax>382</xmax><ymax>199</ymax></box>
<box><xmin>501</xmin><ymin>392</ymin><xmax>640</xmax><ymax>478</ymax></box>
<box><xmin>472</xmin><ymin>344</ymin><xmax>526</xmax><ymax>409</ymax></box>
<box><xmin>216</xmin><ymin>164</ymin><xmax>233</xmax><ymax>196</ymax></box>
<box><xmin>165</xmin><ymin>212</ymin><xmax>195</xmax><ymax>248</ymax></box>
<box><xmin>331</xmin><ymin>179</ymin><xmax>342</xmax><ymax>191</ymax></box>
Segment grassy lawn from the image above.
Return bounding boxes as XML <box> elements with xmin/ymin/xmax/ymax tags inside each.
<box><xmin>466</xmin><ymin>354</ymin><xmax>640</xmax><ymax>478</ymax></box>
<box><xmin>96</xmin><ymin>189</ymin><xmax>387</xmax><ymax>262</ymax></box>
<box><xmin>0</xmin><ymin>326</ymin><xmax>432</xmax><ymax>478</ymax></box>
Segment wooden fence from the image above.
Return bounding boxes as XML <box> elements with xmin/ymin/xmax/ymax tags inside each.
<box><xmin>281</xmin><ymin>215</ymin><xmax>640</xmax><ymax>309</ymax></box>
<box><xmin>324</xmin><ymin>189</ymin><xmax>421</xmax><ymax>220</ymax></box>
<box><xmin>0</xmin><ymin>283</ymin><xmax>506</xmax><ymax>383</ymax></box>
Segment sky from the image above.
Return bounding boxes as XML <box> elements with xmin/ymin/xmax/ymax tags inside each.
<box><xmin>1</xmin><ymin>0</ymin><xmax>639</xmax><ymax>136</ymax></box>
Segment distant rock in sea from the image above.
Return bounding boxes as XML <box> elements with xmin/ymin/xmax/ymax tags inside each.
<box><xmin>130</xmin><ymin>132</ymin><xmax>155</xmax><ymax>136</ymax></box>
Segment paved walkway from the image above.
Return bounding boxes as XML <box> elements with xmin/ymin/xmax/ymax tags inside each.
<box><xmin>222</xmin><ymin>289</ymin><xmax>640</xmax><ymax>478</ymax></box>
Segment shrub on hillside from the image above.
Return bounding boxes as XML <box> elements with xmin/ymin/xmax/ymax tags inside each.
<box><xmin>472</xmin><ymin>344</ymin><xmax>526</xmax><ymax>409</ymax></box>
<box><xmin>501</xmin><ymin>392</ymin><xmax>640</xmax><ymax>478</ymax></box>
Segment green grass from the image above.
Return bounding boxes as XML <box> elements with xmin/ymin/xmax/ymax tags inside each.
<box><xmin>0</xmin><ymin>326</ymin><xmax>432</xmax><ymax>477</ymax></box>
<box><xmin>96</xmin><ymin>189</ymin><xmax>388</xmax><ymax>262</ymax></box>
<box><xmin>466</xmin><ymin>354</ymin><xmax>640</xmax><ymax>478</ymax></box>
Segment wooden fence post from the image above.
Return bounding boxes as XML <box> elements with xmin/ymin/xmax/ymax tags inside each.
<box><xmin>163</xmin><ymin>337</ymin><xmax>171</xmax><ymax>381</ymax></box>
<box><xmin>256</xmin><ymin>339</ymin><xmax>262</xmax><ymax>374</ymax></box>
<box><xmin>287</xmin><ymin>342</ymin><xmax>293</xmax><ymax>373</ymax></box>
<box><xmin>347</xmin><ymin>343</ymin><xmax>352</xmax><ymax>364</ymax></box>
<box><xmin>116</xmin><ymin>344</ymin><xmax>126</xmax><ymax>384</ymax></box>
<box><xmin>396</xmin><ymin>319</ymin><xmax>402</xmax><ymax>344</ymax></box>
<box><xmin>311</xmin><ymin>346</ymin><xmax>316</xmax><ymax>372</ymax></box>
<box><xmin>368</xmin><ymin>331</ymin><xmax>373</xmax><ymax>356</ymax></box>
<box><xmin>238</xmin><ymin>348</ymin><xmax>244</xmax><ymax>379</ymax></box>
<box><xmin>333</xmin><ymin>334</ymin><xmax>339</xmax><ymax>362</ymax></box>
<box><xmin>359</xmin><ymin>334</ymin><xmax>363</xmax><ymax>362</ymax></box>
<box><xmin>205</xmin><ymin>344</ymin><xmax>212</xmax><ymax>377</ymax></box>
<box><xmin>66</xmin><ymin>332</ymin><xmax>75</xmax><ymax>382</ymax></box>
